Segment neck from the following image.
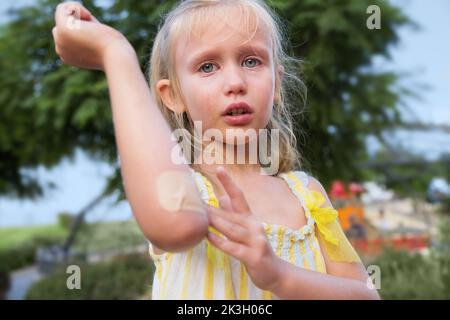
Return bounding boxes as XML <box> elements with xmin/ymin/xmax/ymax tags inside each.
<box><xmin>192</xmin><ymin>140</ymin><xmax>266</xmax><ymax>178</ymax></box>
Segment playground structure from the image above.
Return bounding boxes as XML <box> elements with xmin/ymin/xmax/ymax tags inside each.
<box><xmin>330</xmin><ymin>181</ymin><xmax>431</xmax><ymax>256</ymax></box>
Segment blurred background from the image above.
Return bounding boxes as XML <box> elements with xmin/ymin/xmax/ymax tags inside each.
<box><xmin>0</xmin><ymin>0</ymin><xmax>449</xmax><ymax>300</ymax></box>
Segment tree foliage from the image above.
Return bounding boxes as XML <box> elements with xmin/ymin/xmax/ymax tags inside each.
<box><xmin>0</xmin><ymin>0</ymin><xmax>411</xmax><ymax>200</ymax></box>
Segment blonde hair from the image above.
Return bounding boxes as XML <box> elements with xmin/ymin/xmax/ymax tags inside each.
<box><xmin>149</xmin><ymin>0</ymin><xmax>306</xmax><ymax>175</ymax></box>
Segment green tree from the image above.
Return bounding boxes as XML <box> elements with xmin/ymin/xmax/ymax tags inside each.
<box><xmin>268</xmin><ymin>0</ymin><xmax>411</xmax><ymax>186</ymax></box>
<box><xmin>0</xmin><ymin>0</ymin><xmax>411</xmax><ymax>201</ymax></box>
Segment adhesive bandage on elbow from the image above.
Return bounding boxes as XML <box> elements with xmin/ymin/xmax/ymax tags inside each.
<box><xmin>156</xmin><ymin>170</ymin><xmax>205</xmax><ymax>213</ymax></box>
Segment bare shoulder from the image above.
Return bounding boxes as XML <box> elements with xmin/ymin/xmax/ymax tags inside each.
<box><xmin>305</xmin><ymin>175</ymin><xmax>334</xmax><ymax>208</ymax></box>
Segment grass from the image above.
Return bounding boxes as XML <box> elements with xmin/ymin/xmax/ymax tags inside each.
<box><xmin>0</xmin><ymin>224</ymin><xmax>68</xmax><ymax>252</ymax></box>
<box><xmin>26</xmin><ymin>253</ymin><xmax>155</xmax><ymax>300</ymax></box>
<box><xmin>72</xmin><ymin>219</ymin><xmax>147</xmax><ymax>252</ymax></box>
<box><xmin>0</xmin><ymin>219</ymin><xmax>147</xmax><ymax>252</ymax></box>
<box><xmin>0</xmin><ymin>219</ymin><xmax>148</xmax><ymax>276</ymax></box>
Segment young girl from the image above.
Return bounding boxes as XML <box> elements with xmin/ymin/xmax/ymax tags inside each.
<box><xmin>52</xmin><ymin>0</ymin><xmax>380</xmax><ymax>300</ymax></box>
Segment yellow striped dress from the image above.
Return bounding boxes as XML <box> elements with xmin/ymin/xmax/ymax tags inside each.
<box><xmin>148</xmin><ymin>170</ymin><xmax>328</xmax><ymax>300</ymax></box>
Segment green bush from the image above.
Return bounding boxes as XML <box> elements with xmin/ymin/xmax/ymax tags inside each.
<box><xmin>26</xmin><ymin>253</ymin><xmax>155</xmax><ymax>300</ymax></box>
<box><xmin>0</xmin><ymin>224</ymin><xmax>68</xmax><ymax>251</ymax></box>
<box><xmin>372</xmin><ymin>217</ymin><xmax>450</xmax><ymax>299</ymax></box>
<box><xmin>72</xmin><ymin>220</ymin><xmax>146</xmax><ymax>252</ymax></box>
<box><xmin>0</xmin><ymin>235</ymin><xmax>65</xmax><ymax>274</ymax></box>
<box><xmin>0</xmin><ymin>245</ymin><xmax>35</xmax><ymax>274</ymax></box>
<box><xmin>0</xmin><ymin>220</ymin><xmax>144</xmax><ymax>275</ymax></box>
<box><xmin>0</xmin><ymin>270</ymin><xmax>10</xmax><ymax>300</ymax></box>
<box><xmin>434</xmin><ymin>216</ymin><xmax>450</xmax><ymax>297</ymax></box>
<box><xmin>57</xmin><ymin>212</ymin><xmax>76</xmax><ymax>231</ymax></box>
<box><xmin>372</xmin><ymin>248</ymin><xmax>444</xmax><ymax>299</ymax></box>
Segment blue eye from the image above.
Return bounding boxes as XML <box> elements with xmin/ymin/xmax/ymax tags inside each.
<box><xmin>198</xmin><ymin>58</ymin><xmax>261</xmax><ymax>73</ymax></box>
<box><xmin>199</xmin><ymin>63</ymin><xmax>216</xmax><ymax>73</ymax></box>
<box><xmin>243</xmin><ymin>58</ymin><xmax>261</xmax><ymax>68</ymax></box>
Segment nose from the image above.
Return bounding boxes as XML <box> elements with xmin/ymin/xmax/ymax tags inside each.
<box><xmin>223</xmin><ymin>64</ymin><xmax>247</xmax><ymax>96</ymax></box>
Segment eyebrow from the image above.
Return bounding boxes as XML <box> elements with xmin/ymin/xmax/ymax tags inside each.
<box><xmin>187</xmin><ymin>44</ymin><xmax>270</xmax><ymax>67</ymax></box>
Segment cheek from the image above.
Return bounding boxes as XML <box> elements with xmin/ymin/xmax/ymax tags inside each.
<box><xmin>254</xmin><ymin>75</ymin><xmax>275</xmax><ymax>126</ymax></box>
<box><xmin>183</xmin><ymin>83</ymin><xmax>216</xmax><ymax>123</ymax></box>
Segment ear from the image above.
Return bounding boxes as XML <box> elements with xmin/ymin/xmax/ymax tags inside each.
<box><xmin>274</xmin><ymin>65</ymin><xmax>284</xmax><ymax>104</ymax></box>
<box><xmin>156</xmin><ymin>79</ymin><xmax>186</xmax><ymax>114</ymax></box>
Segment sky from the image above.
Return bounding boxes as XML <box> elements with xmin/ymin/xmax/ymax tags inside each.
<box><xmin>374</xmin><ymin>0</ymin><xmax>450</xmax><ymax>160</ymax></box>
<box><xmin>0</xmin><ymin>0</ymin><xmax>449</xmax><ymax>227</ymax></box>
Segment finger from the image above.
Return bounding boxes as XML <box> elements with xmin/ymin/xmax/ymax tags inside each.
<box><xmin>55</xmin><ymin>3</ymin><xmax>73</xmax><ymax>26</ymax></box>
<box><xmin>216</xmin><ymin>167</ymin><xmax>251</xmax><ymax>215</ymax></box>
<box><xmin>55</xmin><ymin>2</ymin><xmax>94</xmax><ymax>27</ymax></box>
<box><xmin>52</xmin><ymin>26</ymin><xmax>62</xmax><ymax>58</ymax></box>
<box><xmin>207</xmin><ymin>208</ymin><xmax>248</xmax><ymax>244</ymax></box>
<box><xmin>207</xmin><ymin>205</ymin><xmax>247</xmax><ymax>228</ymax></box>
<box><xmin>55</xmin><ymin>44</ymin><xmax>61</xmax><ymax>57</ymax></box>
<box><xmin>67</xmin><ymin>3</ymin><xmax>92</xmax><ymax>20</ymax></box>
<box><xmin>207</xmin><ymin>231</ymin><xmax>248</xmax><ymax>262</ymax></box>
<box><xmin>89</xmin><ymin>13</ymin><xmax>100</xmax><ymax>23</ymax></box>
<box><xmin>52</xmin><ymin>26</ymin><xmax>58</xmax><ymax>41</ymax></box>
<box><xmin>218</xmin><ymin>194</ymin><xmax>233</xmax><ymax>211</ymax></box>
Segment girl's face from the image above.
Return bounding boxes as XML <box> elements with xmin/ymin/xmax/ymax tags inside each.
<box><xmin>172</xmin><ymin>15</ymin><xmax>278</xmax><ymax>142</ymax></box>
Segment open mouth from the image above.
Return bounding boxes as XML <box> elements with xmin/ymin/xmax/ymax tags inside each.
<box><xmin>225</xmin><ymin>108</ymin><xmax>250</xmax><ymax>116</ymax></box>
<box><xmin>222</xmin><ymin>102</ymin><xmax>254</xmax><ymax>125</ymax></box>
<box><xmin>223</xmin><ymin>109</ymin><xmax>253</xmax><ymax>126</ymax></box>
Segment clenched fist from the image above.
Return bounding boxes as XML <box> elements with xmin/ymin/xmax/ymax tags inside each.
<box><xmin>52</xmin><ymin>1</ymin><xmax>135</xmax><ymax>70</ymax></box>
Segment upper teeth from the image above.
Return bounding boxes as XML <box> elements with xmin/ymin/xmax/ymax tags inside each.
<box><xmin>229</xmin><ymin>108</ymin><xmax>245</xmax><ymax>115</ymax></box>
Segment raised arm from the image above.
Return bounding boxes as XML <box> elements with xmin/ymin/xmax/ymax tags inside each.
<box><xmin>52</xmin><ymin>2</ymin><xmax>208</xmax><ymax>252</ymax></box>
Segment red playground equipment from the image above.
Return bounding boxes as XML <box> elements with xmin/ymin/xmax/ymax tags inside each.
<box><xmin>329</xmin><ymin>180</ymin><xmax>429</xmax><ymax>256</ymax></box>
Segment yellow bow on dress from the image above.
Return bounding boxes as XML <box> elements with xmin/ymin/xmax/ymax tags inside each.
<box><xmin>305</xmin><ymin>190</ymin><xmax>340</xmax><ymax>246</ymax></box>
<box><xmin>304</xmin><ymin>190</ymin><xmax>362</xmax><ymax>263</ymax></box>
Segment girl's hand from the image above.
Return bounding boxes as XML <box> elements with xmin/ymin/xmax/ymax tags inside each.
<box><xmin>52</xmin><ymin>2</ymin><xmax>135</xmax><ymax>71</ymax></box>
<box><xmin>206</xmin><ymin>167</ymin><xmax>283</xmax><ymax>292</ymax></box>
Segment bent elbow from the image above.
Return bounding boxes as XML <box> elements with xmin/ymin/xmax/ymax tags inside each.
<box><xmin>168</xmin><ymin>210</ymin><xmax>209</xmax><ymax>252</ymax></box>
<box><xmin>147</xmin><ymin>209</ymin><xmax>209</xmax><ymax>253</ymax></box>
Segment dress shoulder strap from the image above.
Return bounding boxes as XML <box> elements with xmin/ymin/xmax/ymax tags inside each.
<box><xmin>282</xmin><ymin>170</ymin><xmax>362</xmax><ymax>264</ymax></box>
<box><xmin>278</xmin><ymin>170</ymin><xmax>317</xmax><ymax>230</ymax></box>
<box><xmin>190</xmin><ymin>169</ymin><xmax>219</xmax><ymax>208</ymax></box>
<box><xmin>279</xmin><ymin>170</ymin><xmax>311</xmax><ymax>203</ymax></box>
